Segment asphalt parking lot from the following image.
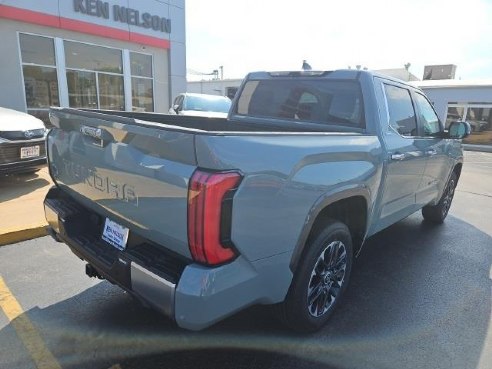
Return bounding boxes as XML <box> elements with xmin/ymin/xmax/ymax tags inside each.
<box><xmin>0</xmin><ymin>151</ymin><xmax>491</xmax><ymax>369</ymax></box>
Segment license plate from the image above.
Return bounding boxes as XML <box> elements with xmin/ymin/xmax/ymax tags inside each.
<box><xmin>102</xmin><ymin>218</ymin><xmax>129</xmax><ymax>251</ymax></box>
<box><xmin>20</xmin><ymin>146</ymin><xmax>40</xmax><ymax>159</ymax></box>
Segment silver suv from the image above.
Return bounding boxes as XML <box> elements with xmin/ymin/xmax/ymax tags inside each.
<box><xmin>169</xmin><ymin>93</ymin><xmax>231</xmax><ymax>118</ymax></box>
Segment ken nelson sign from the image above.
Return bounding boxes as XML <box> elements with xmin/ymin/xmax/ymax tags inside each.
<box><xmin>73</xmin><ymin>0</ymin><xmax>171</xmax><ymax>33</ymax></box>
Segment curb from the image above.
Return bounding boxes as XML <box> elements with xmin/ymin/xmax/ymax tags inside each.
<box><xmin>463</xmin><ymin>144</ymin><xmax>492</xmax><ymax>153</ymax></box>
<box><xmin>0</xmin><ymin>226</ymin><xmax>48</xmax><ymax>247</ymax></box>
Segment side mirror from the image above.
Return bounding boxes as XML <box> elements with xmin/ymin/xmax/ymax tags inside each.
<box><xmin>173</xmin><ymin>104</ymin><xmax>181</xmax><ymax>114</ymax></box>
<box><xmin>448</xmin><ymin>121</ymin><xmax>471</xmax><ymax>139</ymax></box>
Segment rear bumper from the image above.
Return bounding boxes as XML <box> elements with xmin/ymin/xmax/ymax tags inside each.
<box><xmin>44</xmin><ymin>186</ymin><xmax>292</xmax><ymax>330</ymax></box>
<box><xmin>44</xmin><ymin>187</ymin><xmax>180</xmax><ymax>320</ymax></box>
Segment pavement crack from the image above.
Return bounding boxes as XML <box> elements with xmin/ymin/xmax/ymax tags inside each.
<box><xmin>456</xmin><ymin>190</ymin><xmax>492</xmax><ymax>198</ymax></box>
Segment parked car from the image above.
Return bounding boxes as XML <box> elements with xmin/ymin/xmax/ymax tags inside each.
<box><xmin>0</xmin><ymin>107</ymin><xmax>47</xmax><ymax>174</ymax></box>
<box><xmin>169</xmin><ymin>93</ymin><xmax>231</xmax><ymax>117</ymax></box>
<box><xmin>44</xmin><ymin>70</ymin><xmax>469</xmax><ymax>332</ymax></box>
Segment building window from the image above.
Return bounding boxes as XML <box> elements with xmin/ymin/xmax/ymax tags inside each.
<box><xmin>447</xmin><ymin>104</ymin><xmax>492</xmax><ymax>145</ymax></box>
<box><xmin>64</xmin><ymin>41</ymin><xmax>125</xmax><ymax>110</ymax></box>
<box><xmin>66</xmin><ymin>70</ymin><xmax>97</xmax><ymax>109</ymax></box>
<box><xmin>19</xmin><ymin>34</ymin><xmax>60</xmax><ymax>124</ymax></box>
<box><xmin>19</xmin><ymin>35</ymin><xmax>159</xmax><ymax>117</ymax></box>
<box><xmin>467</xmin><ymin>107</ymin><xmax>491</xmax><ymax>133</ymax></box>
<box><xmin>130</xmin><ymin>52</ymin><xmax>154</xmax><ymax>112</ymax></box>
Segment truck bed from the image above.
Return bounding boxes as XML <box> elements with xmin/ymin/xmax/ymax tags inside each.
<box><xmin>47</xmin><ymin>107</ymin><xmax>378</xmax><ymax>260</ymax></box>
<box><xmin>72</xmin><ymin>108</ymin><xmax>365</xmax><ymax>134</ymax></box>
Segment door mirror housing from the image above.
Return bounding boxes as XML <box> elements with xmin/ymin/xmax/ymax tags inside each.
<box><xmin>448</xmin><ymin>121</ymin><xmax>471</xmax><ymax>139</ymax></box>
<box><xmin>173</xmin><ymin>104</ymin><xmax>181</xmax><ymax>114</ymax></box>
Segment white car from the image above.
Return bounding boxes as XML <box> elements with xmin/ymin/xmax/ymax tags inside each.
<box><xmin>0</xmin><ymin>107</ymin><xmax>47</xmax><ymax>174</ymax></box>
<box><xmin>169</xmin><ymin>93</ymin><xmax>232</xmax><ymax>118</ymax></box>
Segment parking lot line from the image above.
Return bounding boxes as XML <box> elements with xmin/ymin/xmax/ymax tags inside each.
<box><xmin>0</xmin><ymin>276</ymin><xmax>62</xmax><ymax>369</ymax></box>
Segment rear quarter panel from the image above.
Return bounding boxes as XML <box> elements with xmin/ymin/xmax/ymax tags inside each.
<box><xmin>195</xmin><ymin>134</ymin><xmax>384</xmax><ymax>261</ymax></box>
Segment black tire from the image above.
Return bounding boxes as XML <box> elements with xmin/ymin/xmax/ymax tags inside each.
<box><xmin>278</xmin><ymin>220</ymin><xmax>353</xmax><ymax>333</ymax></box>
<box><xmin>422</xmin><ymin>171</ymin><xmax>457</xmax><ymax>224</ymax></box>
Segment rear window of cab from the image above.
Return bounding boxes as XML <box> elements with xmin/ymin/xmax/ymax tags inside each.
<box><xmin>235</xmin><ymin>79</ymin><xmax>365</xmax><ymax>129</ymax></box>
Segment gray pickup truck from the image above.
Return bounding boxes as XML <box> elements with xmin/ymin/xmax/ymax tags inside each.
<box><xmin>44</xmin><ymin>70</ymin><xmax>470</xmax><ymax>332</ymax></box>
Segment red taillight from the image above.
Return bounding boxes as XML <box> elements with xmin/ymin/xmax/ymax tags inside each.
<box><xmin>188</xmin><ymin>170</ymin><xmax>242</xmax><ymax>265</ymax></box>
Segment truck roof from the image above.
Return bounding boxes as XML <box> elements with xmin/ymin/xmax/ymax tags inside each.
<box><xmin>245</xmin><ymin>69</ymin><xmax>417</xmax><ymax>88</ymax></box>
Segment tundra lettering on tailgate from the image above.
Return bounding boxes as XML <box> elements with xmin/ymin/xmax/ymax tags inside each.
<box><xmin>58</xmin><ymin>158</ymin><xmax>138</xmax><ymax>206</ymax></box>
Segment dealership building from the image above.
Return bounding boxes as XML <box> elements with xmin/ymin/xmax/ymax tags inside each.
<box><xmin>0</xmin><ymin>0</ymin><xmax>186</xmax><ymax>124</ymax></box>
<box><xmin>414</xmin><ymin>79</ymin><xmax>492</xmax><ymax>146</ymax></box>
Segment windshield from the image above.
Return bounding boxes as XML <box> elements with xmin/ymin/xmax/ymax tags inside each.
<box><xmin>183</xmin><ymin>95</ymin><xmax>232</xmax><ymax>113</ymax></box>
<box><xmin>235</xmin><ymin>79</ymin><xmax>365</xmax><ymax>128</ymax></box>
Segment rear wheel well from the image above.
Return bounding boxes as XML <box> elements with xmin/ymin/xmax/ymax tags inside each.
<box><xmin>307</xmin><ymin>196</ymin><xmax>367</xmax><ymax>256</ymax></box>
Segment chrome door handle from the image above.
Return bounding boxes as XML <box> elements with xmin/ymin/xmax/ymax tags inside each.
<box><xmin>426</xmin><ymin>149</ymin><xmax>437</xmax><ymax>156</ymax></box>
<box><xmin>391</xmin><ymin>153</ymin><xmax>405</xmax><ymax>161</ymax></box>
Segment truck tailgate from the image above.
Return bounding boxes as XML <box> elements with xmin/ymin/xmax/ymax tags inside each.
<box><xmin>47</xmin><ymin>108</ymin><xmax>198</xmax><ymax>259</ymax></box>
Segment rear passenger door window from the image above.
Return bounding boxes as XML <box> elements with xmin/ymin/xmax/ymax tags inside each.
<box><xmin>413</xmin><ymin>92</ymin><xmax>442</xmax><ymax>136</ymax></box>
<box><xmin>384</xmin><ymin>84</ymin><xmax>417</xmax><ymax>137</ymax></box>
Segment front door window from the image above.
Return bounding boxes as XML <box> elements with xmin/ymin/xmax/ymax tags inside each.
<box><xmin>414</xmin><ymin>92</ymin><xmax>442</xmax><ymax>136</ymax></box>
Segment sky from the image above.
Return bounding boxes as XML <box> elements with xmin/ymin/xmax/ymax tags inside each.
<box><xmin>185</xmin><ymin>0</ymin><xmax>492</xmax><ymax>81</ymax></box>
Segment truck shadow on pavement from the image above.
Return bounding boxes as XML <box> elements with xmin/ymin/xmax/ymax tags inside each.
<box><xmin>0</xmin><ymin>171</ymin><xmax>50</xmax><ymax>202</ymax></box>
<box><xmin>1</xmin><ymin>214</ymin><xmax>491</xmax><ymax>369</ymax></box>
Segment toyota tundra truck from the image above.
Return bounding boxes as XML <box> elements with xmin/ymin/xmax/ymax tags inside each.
<box><xmin>44</xmin><ymin>70</ymin><xmax>470</xmax><ymax>332</ymax></box>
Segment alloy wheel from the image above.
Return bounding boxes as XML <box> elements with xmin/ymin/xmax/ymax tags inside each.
<box><xmin>442</xmin><ymin>179</ymin><xmax>456</xmax><ymax>218</ymax></box>
<box><xmin>307</xmin><ymin>240</ymin><xmax>347</xmax><ymax>317</ymax></box>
